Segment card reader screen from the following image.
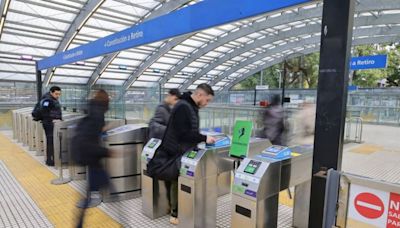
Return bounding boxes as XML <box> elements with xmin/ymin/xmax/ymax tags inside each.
<box><xmin>267</xmin><ymin>145</ymin><xmax>285</xmax><ymax>153</ymax></box>
<box><xmin>244</xmin><ymin>160</ymin><xmax>262</xmax><ymax>174</ymax></box>
<box><xmin>147</xmin><ymin>140</ymin><xmax>158</xmax><ymax>148</ymax></box>
<box><xmin>187</xmin><ymin>151</ymin><xmax>197</xmax><ymax>159</ymax></box>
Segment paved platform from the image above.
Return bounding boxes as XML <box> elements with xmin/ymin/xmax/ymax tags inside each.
<box><xmin>0</xmin><ymin>123</ymin><xmax>399</xmax><ymax>227</ymax></box>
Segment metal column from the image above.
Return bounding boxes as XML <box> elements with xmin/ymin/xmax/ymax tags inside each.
<box><xmin>308</xmin><ymin>0</ymin><xmax>355</xmax><ymax>227</ymax></box>
<box><xmin>35</xmin><ymin>61</ymin><xmax>42</xmax><ymax>102</ymax></box>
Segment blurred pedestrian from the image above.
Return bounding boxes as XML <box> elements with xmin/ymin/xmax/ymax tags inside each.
<box><xmin>263</xmin><ymin>95</ymin><xmax>284</xmax><ymax>145</ymax></box>
<box><xmin>72</xmin><ymin>89</ymin><xmax>113</xmax><ymax>228</ymax></box>
<box><xmin>148</xmin><ymin>89</ymin><xmax>181</xmax><ymax>139</ymax></box>
<box><xmin>291</xmin><ymin>102</ymin><xmax>316</xmax><ymax>145</ymax></box>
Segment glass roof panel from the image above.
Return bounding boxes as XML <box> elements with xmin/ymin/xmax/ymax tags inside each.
<box><xmin>112</xmin><ymin>58</ymin><xmax>143</xmax><ymax>67</ymax></box>
<box><xmin>131</xmin><ymin>81</ymin><xmax>157</xmax><ymax>87</ymax></box>
<box><xmin>168</xmin><ymin>78</ymin><xmax>186</xmax><ymax>84</ymax></box>
<box><xmin>164</xmin><ymin>83</ymin><xmax>180</xmax><ymax>89</ymax></box>
<box><xmin>96</xmin><ymin>79</ymin><xmax>124</xmax><ymax>86</ymax></box>
<box><xmin>54</xmin><ymin>68</ymin><xmax>93</xmax><ymax>77</ymax></box>
<box><xmin>0</xmin><ymin>72</ymin><xmax>35</xmax><ymax>81</ymax></box>
<box><xmin>137</xmin><ymin>75</ymin><xmax>160</xmax><ymax>82</ymax></box>
<box><xmin>51</xmin><ymin>76</ymin><xmax>88</xmax><ymax>84</ymax></box>
<box><xmin>1</xmin><ymin>34</ymin><xmax>59</xmax><ymax>49</ymax></box>
<box><xmin>101</xmin><ymin>71</ymin><xmax>130</xmax><ymax>79</ymax></box>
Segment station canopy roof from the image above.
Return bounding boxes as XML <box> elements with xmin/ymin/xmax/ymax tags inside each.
<box><xmin>0</xmin><ymin>0</ymin><xmax>400</xmax><ymax>92</ymax></box>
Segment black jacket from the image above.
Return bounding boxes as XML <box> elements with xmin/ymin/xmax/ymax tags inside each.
<box><xmin>147</xmin><ymin>92</ymin><xmax>206</xmax><ymax>180</ymax></box>
<box><xmin>148</xmin><ymin>102</ymin><xmax>171</xmax><ymax>139</ymax></box>
<box><xmin>71</xmin><ymin>100</ymin><xmax>108</xmax><ymax>167</ymax></box>
<box><xmin>159</xmin><ymin>92</ymin><xmax>206</xmax><ymax>157</ymax></box>
<box><xmin>41</xmin><ymin>92</ymin><xmax>62</xmax><ymax>123</ymax></box>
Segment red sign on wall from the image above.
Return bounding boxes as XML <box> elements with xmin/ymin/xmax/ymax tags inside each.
<box><xmin>354</xmin><ymin>192</ymin><xmax>385</xmax><ymax>219</ymax></box>
<box><xmin>387</xmin><ymin>192</ymin><xmax>400</xmax><ymax>228</ymax></box>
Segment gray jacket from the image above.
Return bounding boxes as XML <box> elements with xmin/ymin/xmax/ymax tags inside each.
<box><xmin>149</xmin><ymin>102</ymin><xmax>171</xmax><ymax>139</ymax></box>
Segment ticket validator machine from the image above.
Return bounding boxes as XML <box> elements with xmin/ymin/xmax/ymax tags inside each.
<box><xmin>141</xmin><ymin>138</ymin><xmax>170</xmax><ymax>219</ymax></box>
<box><xmin>178</xmin><ymin>133</ymin><xmax>271</xmax><ymax>228</ymax></box>
<box><xmin>231</xmin><ymin>145</ymin><xmax>313</xmax><ymax>228</ymax></box>
<box><xmin>102</xmin><ymin>124</ymin><xmax>148</xmax><ymax>202</ymax></box>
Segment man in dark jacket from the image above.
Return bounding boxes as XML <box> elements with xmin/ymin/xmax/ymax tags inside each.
<box><xmin>148</xmin><ymin>89</ymin><xmax>181</xmax><ymax>139</ymax></box>
<box><xmin>148</xmin><ymin>83</ymin><xmax>216</xmax><ymax>225</ymax></box>
<box><xmin>41</xmin><ymin>86</ymin><xmax>62</xmax><ymax>166</ymax></box>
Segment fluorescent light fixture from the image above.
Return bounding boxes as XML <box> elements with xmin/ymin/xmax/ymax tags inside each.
<box><xmin>3</xmin><ymin>0</ymin><xmax>10</xmax><ymax>15</ymax></box>
<box><xmin>119</xmin><ymin>65</ymin><xmax>127</xmax><ymax>70</ymax></box>
<box><xmin>75</xmin><ymin>61</ymin><xmax>85</xmax><ymax>65</ymax></box>
<box><xmin>20</xmin><ymin>55</ymin><xmax>33</xmax><ymax>60</ymax></box>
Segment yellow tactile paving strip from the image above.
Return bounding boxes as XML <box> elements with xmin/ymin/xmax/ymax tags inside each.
<box><xmin>279</xmin><ymin>190</ymin><xmax>294</xmax><ymax>207</ymax></box>
<box><xmin>0</xmin><ymin>133</ymin><xmax>121</xmax><ymax>228</ymax></box>
<box><xmin>350</xmin><ymin>144</ymin><xmax>383</xmax><ymax>155</ymax></box>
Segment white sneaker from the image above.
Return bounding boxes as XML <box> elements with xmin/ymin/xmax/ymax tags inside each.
<box><xmin>169</xmin><ymin>216</ymin><xmax>179</xmax><ymax>225</ymax></box>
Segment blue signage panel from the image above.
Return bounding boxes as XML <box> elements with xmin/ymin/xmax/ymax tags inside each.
<box><xmin>350</xmin><ymin>55</ymin><xmax>388</xmax><ymax>70</ymax></box>
<box><xmin>38</xmin><ymin>0</ymin><xmax>311</xmax><ymax>70</ymax></box>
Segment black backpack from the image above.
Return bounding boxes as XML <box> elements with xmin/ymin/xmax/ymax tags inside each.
<box><xmin>31</xmin><ymin>100</ymin><xmax>43</xmax><ymax>121</ymax></box>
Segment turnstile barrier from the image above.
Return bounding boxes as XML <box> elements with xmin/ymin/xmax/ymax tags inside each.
<box><xmin>102</xmin><ymin>124</ymin><xmax>148</xmax><ymax>202</ymax></box>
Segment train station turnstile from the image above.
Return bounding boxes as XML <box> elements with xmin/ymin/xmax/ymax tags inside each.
<box><xmin>12</xmin><ymin>108</ymin><xmax>32</xmax><ymax>141</ymax></box>
<box><xmin>178</xmin><ymin>138</ymin><xmax>271</xmax><ymax>228</ymax></box>
<box><xmin>102</xmin><ymin>124</ymin><xmax>148</xmax><ymax>202</ymax></box>
<box><xmin>141</xmin><ymin>138</ymin><xmax>170</xmax><ymax>219</ymax></box>
<box><xmin>66</xmin><ymin>119</ymin><xmax>125</xmax><ymax>181</ymax></box>
<box><xmin>53</xmin><ymin>114</ymin><xmax>84</xmax><ymax>168</ymax></box>
<box><xmin>34</xmin><ymin>121</ymin><xmax>46</xmax><ymax>156</ymax></box>
<box><xmin>27</xmin><ymin>115</ymin><xmax>36</xmax><ymax>151</ymax></box>
<box><xmin>67</xmin><ymin>124</ymin><xmax>86</xmax><ymax>180</ymax></box>
<box><xmin>231</xmin><ymin>145</ymin><xmax>313</xmax><ymax>228</ymax></box>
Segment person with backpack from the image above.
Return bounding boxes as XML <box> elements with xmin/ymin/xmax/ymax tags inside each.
<box><xmin>147</xmin><ymin>84</ymin><xmax>216</xmax><ymax>225</ymax></box>
<box><xmin>39</xmin><ymin>86</ymin><xmax>62</xmax><ymax>166</ymax></box>
<box><xmin>71</xmin><ymin>89</ymin><xmax>114</xmax><ymax>228</ymax></box>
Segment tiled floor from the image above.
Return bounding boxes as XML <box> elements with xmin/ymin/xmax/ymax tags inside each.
<box><xmin>0</xmin><ymin>161</ymin><xmax>52</xmax><ymax>228</ymax></box>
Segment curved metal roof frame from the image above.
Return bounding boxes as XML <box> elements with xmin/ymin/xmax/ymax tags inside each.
<box><xmin>86</xmin><ymin>0</ymin><xmax>193</xmax><ymax>87</ymax></box>
<box><xmin>124</xmin><ymin>0</ymin><xmax>400</xmax><ymax>91</ymax></box>
<box><xmin>42</xmin><ymin>0</ymin><xmax>105</xmax><ymax>86</ymax></box>
<box><xmin>170</xmin><ymin>0</ymin><xmax>400</xmax><ymax>91</ymax></box>
<box><xmin>206</xmin><ymin>15</ymin><xmax>400</xmax><ymax>90</ymax></box>
<box><xmin>0</xmin><ymin>0</ymin><xmax>400</xmax><ymax>89</ymax></box>
<box><xmin>43</xmin><ymin>0</ymin><xmax>190</xmax><ymax>86</ymax></box>
<box><xmin>222</xmin><ymin>34</ymin><xmax>400</xmax><ymax>91</ymax></box>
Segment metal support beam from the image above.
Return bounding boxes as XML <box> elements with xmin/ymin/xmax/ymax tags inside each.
<box><xmin>87</xmin><ymin>0</ymin><xmax>192</xmax><ymax>88</ymax></box>
<box><xmin>42</xmin><ymin>0</ymin><xmax>105</xmax><ymax>87</ymax></box>
<box><xmin>35</xmin><ymin>61</ymin><xmax>42</xmax><ymax>102</ymax></box>
<box><xmin>308</xmin><ymin>1</ymin><xmax>355</xmax><ymax>227</ymax></box>
<box><xmin>0</xmin><ymin>0</ymin><xmax>11</xmax><ymax>39</ymax></box>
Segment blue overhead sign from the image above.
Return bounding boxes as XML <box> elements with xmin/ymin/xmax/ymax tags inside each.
<box><xmin>350</xmin><ymin>55</ymin><xmax>388</xmax><ymax>70</ymax></box>
<box><xmin>37</xmin><ymin>0</ymin><xmax>311</xmax><ymax>70</ymax></box>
